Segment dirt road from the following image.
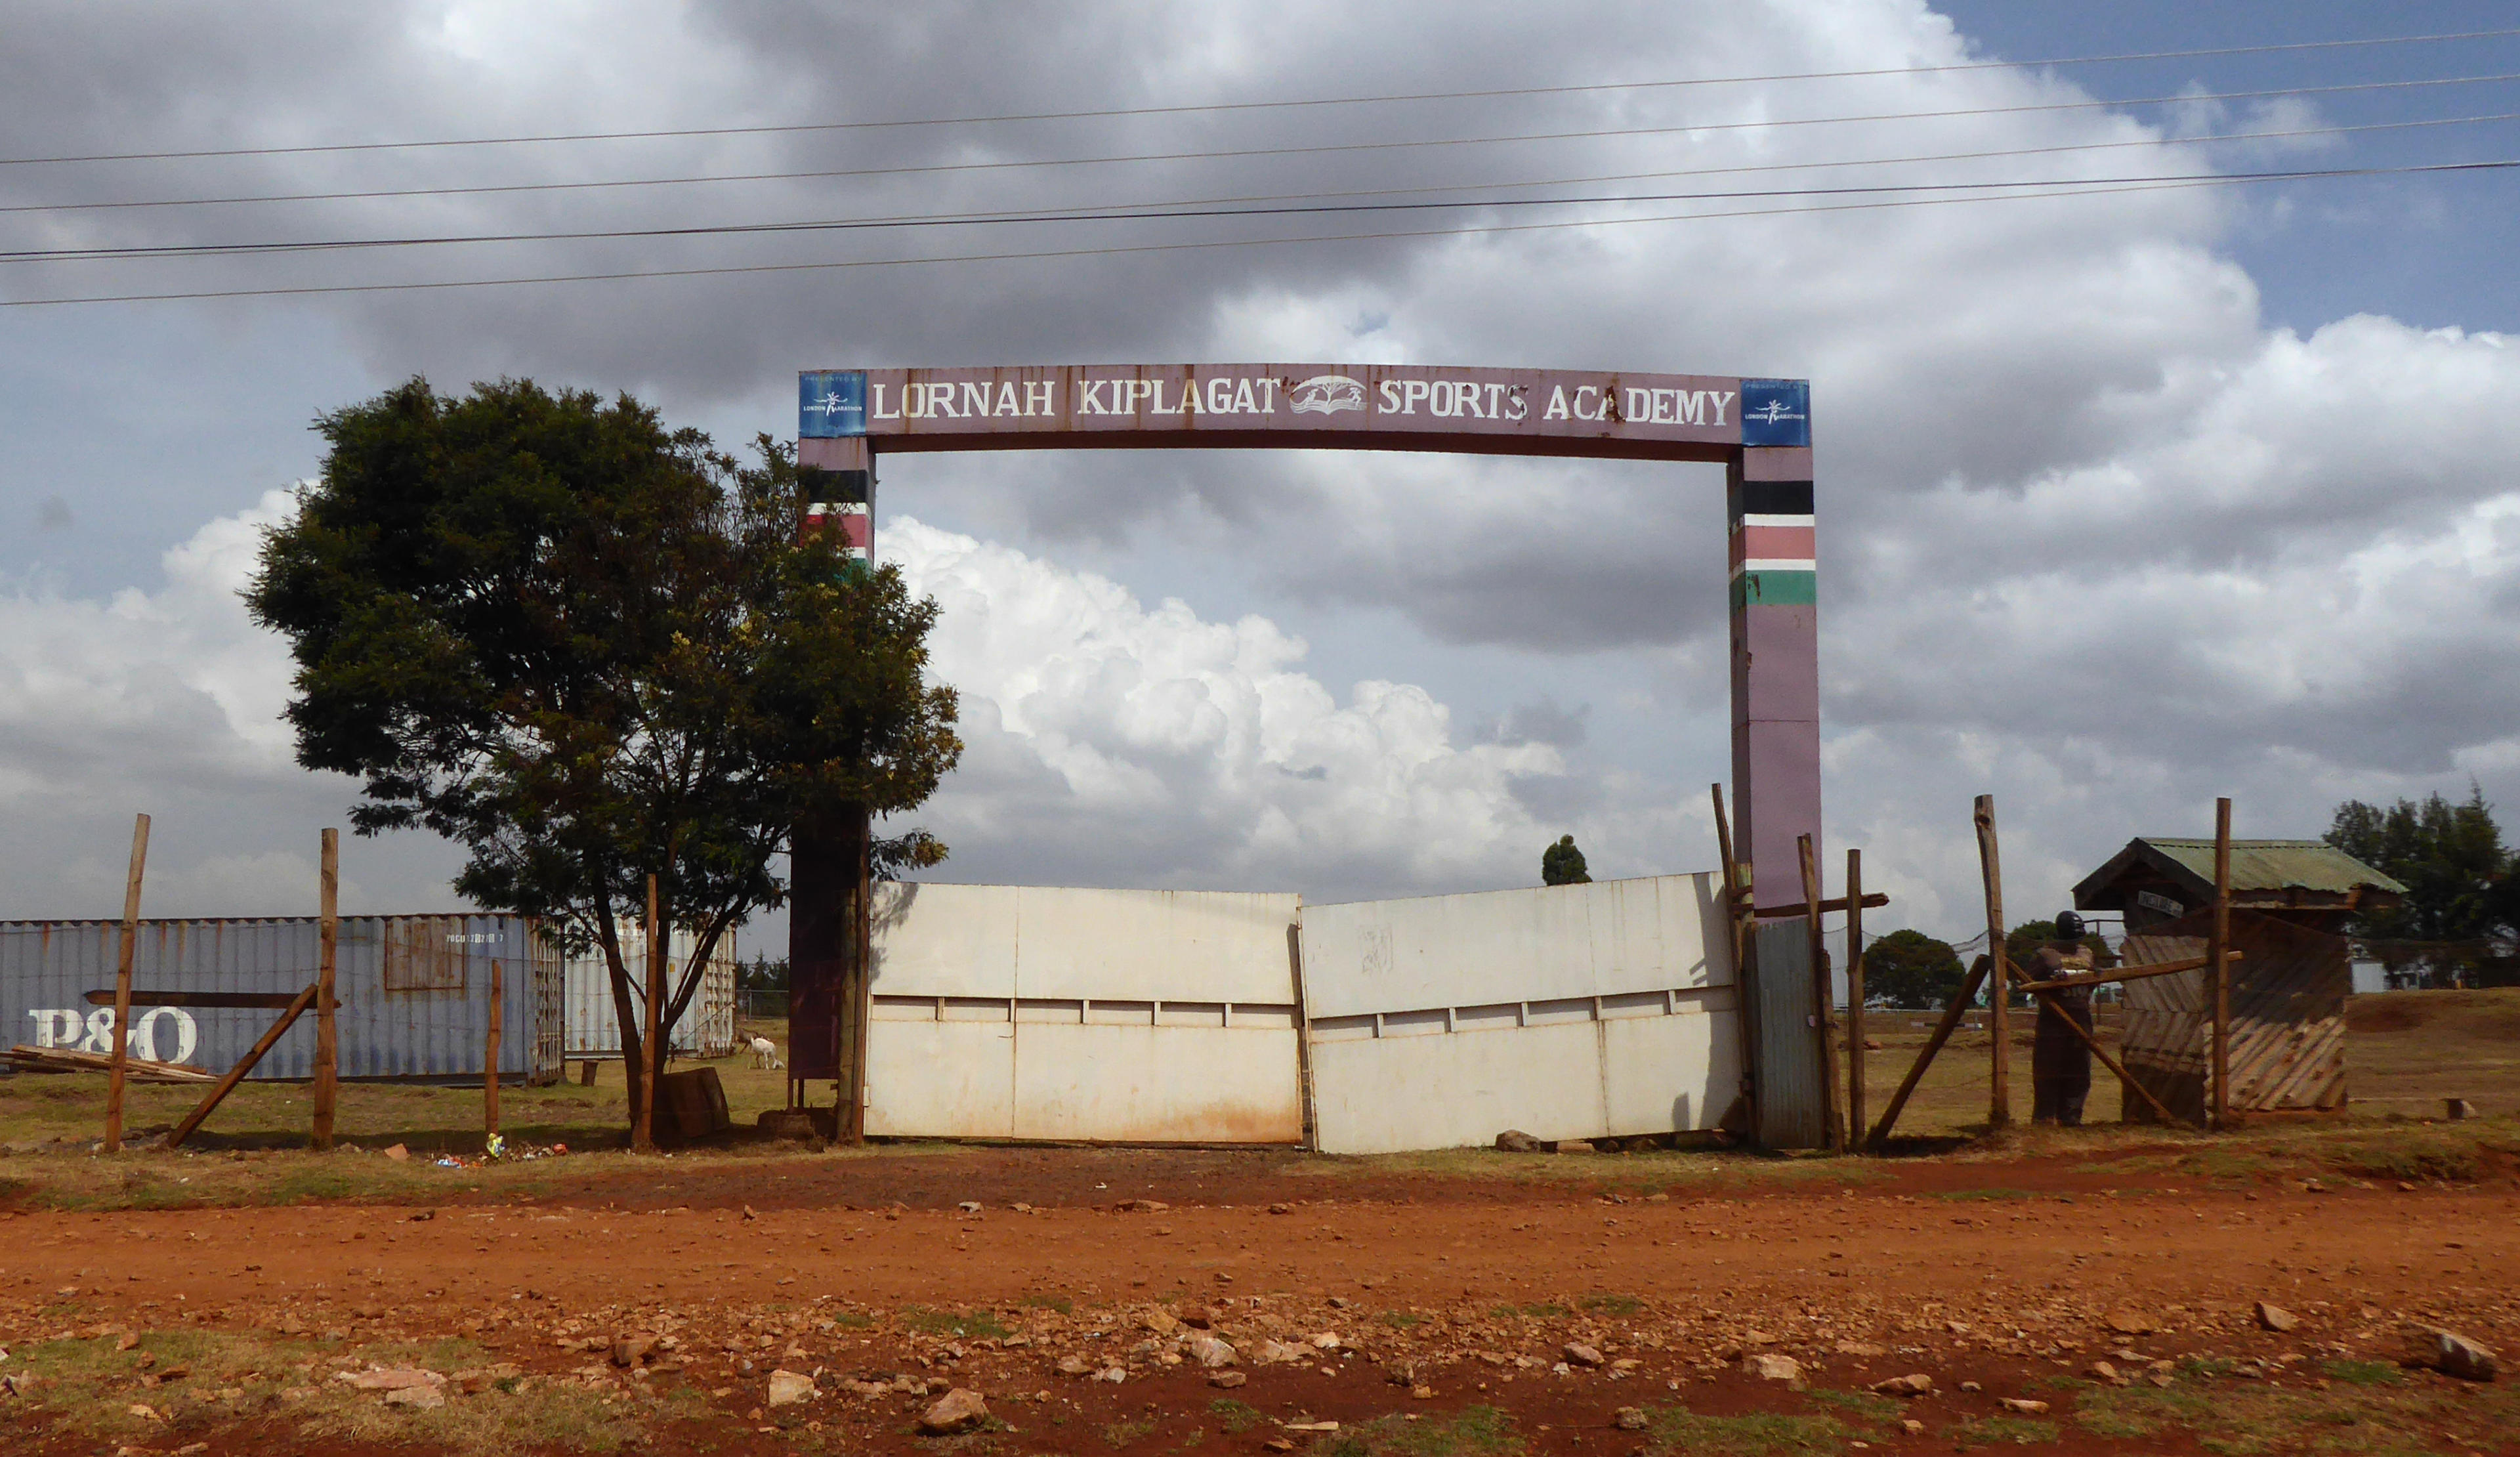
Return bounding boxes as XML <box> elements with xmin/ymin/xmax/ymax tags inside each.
<box><xmin>3</xmin><ymin>1144</ymin><xmax>2515</xmax><ymax>1455</ymax></box>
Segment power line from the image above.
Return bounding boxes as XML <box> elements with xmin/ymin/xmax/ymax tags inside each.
<box><xmin>12</xmin><ymin>104</ymin><xmax>2517</xmax><ymax>221</ymax></box>
<box><xmin>9</xmin><ymin>158</ymin><xmax>2513</xmax><ymax>266</ymax></box>
<box><xmin>6</xmin><ymin>27</ymin><xmax>2517</xmax><ymax>167</ymax></box>
<box><xmin>10</xmin><ymin>70</ymin><xmax>2519</xmax><ymax>217</ymax></box>
<box><xmin>3</xmin><ymin>163</ymin><xmax>2498</xmax><ymax>310</ymax></box>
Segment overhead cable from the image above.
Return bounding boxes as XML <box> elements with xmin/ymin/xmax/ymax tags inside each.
<box><xmin>4</xmin><ymin>26</ymin><xmax>2516</xmax><ymax>167</ymax></box>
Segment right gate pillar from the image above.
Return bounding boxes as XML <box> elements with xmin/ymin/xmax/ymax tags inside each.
<box><xmin>1727</xmin><ymin>380</ymin><xmax>1819</xmax><ymax>910</ymax></box>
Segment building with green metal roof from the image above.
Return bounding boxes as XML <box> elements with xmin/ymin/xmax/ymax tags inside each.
<box><xmin>2072</xmin><ymin>838</ymin><xmax>2406</xmax><ymax>933</ymax></box>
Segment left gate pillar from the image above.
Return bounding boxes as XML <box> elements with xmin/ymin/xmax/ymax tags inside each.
<box><xmin>791</xmin><ymin>421</ymin><xmax>875</xmax><ymax>1130</ymax></box>
<box><xmin>1727</xmin><ymin>381</ymin><xmax>1818</xmax><ymax>911</ymax></box>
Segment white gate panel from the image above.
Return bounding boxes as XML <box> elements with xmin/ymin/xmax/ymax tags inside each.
<box><xmin>864</xmin><ymin>883</ymin><xmax>1304</xmax><ymax>1144</ymax></box>
<box><xmin>1301</xmin><ymin>874</ymin><xmax>1738</xmax><ymax>1154</ymax></box>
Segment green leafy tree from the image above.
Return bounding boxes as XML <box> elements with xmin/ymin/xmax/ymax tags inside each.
<box><xmin>1860</xmin><ymin>929</ymin><xmax>1965</xmax><ymax>1008</ymax></box>
<box><xmin>247</xmin><ymin>378</ymin><xmax>961</xmax><ymax>1138</ymax></box>
<box><xmin>2326</xmin><ymin>787</ymin><xmax>2515</xmax><ymax>983</ymax></box>
<box><xmin>1541</xmin><ymin>834</ymin><xmax>1591</xmax><ymax>886</ymax></box>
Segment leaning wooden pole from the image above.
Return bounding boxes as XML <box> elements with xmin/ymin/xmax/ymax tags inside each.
<box><xmin>311</xmin><ymin>828</ymin><xmax>339</xmax><ymax>1150</ymax></box>
<box><xmin>2210</xmin><ymin>796</ymin><xmax>2233</xmax><ymax>1130</ymax></box>
<box><xmin>484</xmin><ymin>959</ymin><xmax>503</xmax><ymax>1143</ymax></box>
<box><xmin>2029</xmin><ymin>984</ymin><xmax>2191</xmax><ymax>1128</ymax></box>
<box><xmin>161</xmin><ymin>983</ymin><xmax>318</xmax><ymax>1151</ymax></box>
<box><xmin>1845</xmin><ymin>847</ymin><xmax>1866</xmax><ymax>1147</ymax></box>
<box><xmin>102</xmin><ymin>813</ymin><xmax>151</xmax><ymax>1154</ymax></box>
<box><xmin>1866</xmin><ymin>954</ymin><xmax>1992</xmax><ymax>1150</ymax></box>
<box><xmin>1712</xmin><ymin>784</ymin><xmax>1759</xmax><ymax>1139</ymax></box>
<box><xmin>1973</xmin><ymin>795</ymin><xmax>2011</xmax><ymax>1128</ymax></box>
<box><xmin>1797</xmin><ymin>834</ymin><xmax>1843</xmax><ymax>1151</ymax></box>
<box><xmin>638</xmin><ymin>874</ymin><xmax>663</xmax><ymax>1152</ymax></box>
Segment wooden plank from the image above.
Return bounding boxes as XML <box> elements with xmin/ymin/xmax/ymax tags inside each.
<box><xmin>1865</xmin><ymin>954</ymin><xmax>1990</xmax><ymax>1150</ymax></box>
<box><xmin>1974</xmin><ymin>795</ymin><xmax>2011</xmax><ymax>1128</ymax></box>
<box><xmin>1845</xmin><ymin>847</ymin><xmax>1866</xmax><ymax>1149</ymax></box>
<box><xmin>484</xmin><ymin>959</ymin><xmax>503</xmax><ymax>1141</ymax></box>
<box><xmin>1712</xmin><ymin>784</ymin><xmax>1759</xmax><ymax>1137</ymax></box>
<box><xmin>2210</xmin><ymin>798</ymin><xmax>2233</xmax><ymax>1128</ymax></box>
<box><xmin>83</xmin><ymin>990</ymin><xmax>309</xmax><ymax>1009</ymax></box>
<box><xmin>2012</xmin><ymin>952</ymin><xmax>2239</xmax><ymax>994</ymax></box>
<box><xmin>1750</xmin><ymin>892</ymin><xmax>1889</xmax><ymax>918</ymax></box>
<box><xmin>1797</xmin><ymin>835</ymin><xmax>1843</xmax><ymax>1151</ymax></box>
<box><xmin>103</xmin><ymin>813</ymin><xmax>151</xmax><ymax>1154</ymax></box>
<box><xmin>313</xmin><ymin>828</ymin><xmax>339</xmax><ymax>1151</ymax></box>
<box><xmin>7</xmin><ymin>1045</ymin><xmax>214</xmax><ymax>1082</ymax></box>
<box><xmin>159</xmin><ymin>984</ymin><xmax>318</xmax><ymax>1150</ymax></box>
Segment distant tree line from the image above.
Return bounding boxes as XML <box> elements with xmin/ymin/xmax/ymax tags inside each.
<box><xmin>2327</xmin><ymin>788</ymin><xmax>2520</xmax><ymax>986</ymax></box>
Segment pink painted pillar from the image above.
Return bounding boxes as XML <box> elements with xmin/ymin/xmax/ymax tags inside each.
<box><xmin>1727</xmin><ymin>382</ymin><xmax>1818</xmax><ymax>910</ymax></box>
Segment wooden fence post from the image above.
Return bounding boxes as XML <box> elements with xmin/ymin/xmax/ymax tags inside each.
<box><xmin>1974</xmin><ymin>795</ymin><xmax>2011</xmax><ymax>1128</ymax></box>
<box><xmin>484</xmin><ymin>959</ymin><xmax>503</xmax><ymax>1143</ymax></box>
<box><xmin>1845</xmin><ymin>847</ymin><xmax>1866</xmax><ymax>1149</ymax></box>
<box><xmin>639</xmin><ymin>875</ymin><xmax>663</xmax><ymax>1152</ymax></box>
<box><xmin>2210</xmin><ymin>797</ymin><xmax>2233</xmax><ymax>1129</ymax></box>
<box><xmin>1712</xmin><ymin>785</ymin><xmax>1758</xmax><ymax>1138</ymax></box>
<box><xmin>103</xmin><ymin>813</ymin><xmax>151</xmax><ymax>1153</ymax></box>
<box><xmin>312</xmin><ymin>828</ymin><xmax>339</xmax><ymax>1149</ymax></box>
<box><xmin>1797</xmin><ymin>835</ymin><xmax>1843</xmax><ymax>1151</ymax></box>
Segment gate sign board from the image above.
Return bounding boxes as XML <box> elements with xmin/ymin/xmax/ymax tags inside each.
<box><xmin>790</xmin><ymin>361</ymin><xmax>1819</xmax><ymax>1141</ymax></box>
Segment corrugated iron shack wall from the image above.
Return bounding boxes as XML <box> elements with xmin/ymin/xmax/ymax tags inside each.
<box><xmin>1298</xmin><ymin>874</ymin><xmax>1740</xmax><ymax>1155</ymax></box>
<box><xmin>863</xmin><ymin>883</ymin><xmax>1305</xmax><ymax>1144</ymax></box>
<box><xmin>562</xmin><ymin>927</ymin><xmax>739</xmax><ymax>1060</ymax></box>
<box><xmin>1748</xmin><ymin>918</ymin><xmax>1827</xmax><ymax>1149</ymax></box>
<box><xmin>2120</xmin><ymin>907</ymin><xmax>2350</xmax><ymax>1123</ymax></box>
<box><xmin>0</xmin><ymin>916</ymin><xmax>561</xmax><ymax>1082</ymax></box>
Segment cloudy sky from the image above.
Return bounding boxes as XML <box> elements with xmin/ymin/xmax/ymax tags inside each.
<box><xmin>3</xmin><ymin>1</ymin><xmax>2517</xmax><ymax>954</ymax></box>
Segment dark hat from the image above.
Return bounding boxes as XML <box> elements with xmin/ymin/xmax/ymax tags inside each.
<box><xmin>2054</xmin><ymin>910</ymin><xmax>2086</xmax><ymax>939</ymax></box>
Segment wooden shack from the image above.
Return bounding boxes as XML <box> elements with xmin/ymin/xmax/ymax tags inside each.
<box><xmin>2072</xmin><ymin>839</ymin><xmax>2403</xmax><ymax>1124</ymax></box>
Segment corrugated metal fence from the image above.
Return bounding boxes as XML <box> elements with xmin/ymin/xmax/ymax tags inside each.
<box><xmin>1</xmin><ymin>915</ymin><xmax>562</xmax><ymax>1082</ymax></box>
<box><xmin>562</xmin><ymin>926</ymin><xmax>738</xmax><ymax>1061</ymax></box>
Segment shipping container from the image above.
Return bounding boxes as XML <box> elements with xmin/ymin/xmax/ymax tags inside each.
<box><xmin>0</xmin><ymin>915</ymin><xmax>562</xmax><ymax>1083</ymax></box>
<box><xmin>562</xmin><ymin>925</ymin><xmax>738</xmax><ymax>1061</ymax></box>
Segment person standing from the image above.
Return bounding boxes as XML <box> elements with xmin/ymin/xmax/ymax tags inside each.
<box><xmin>2030</xmin><ymin>911</ymin><xmax>2097</xmax><ymax>1126</ymax></box>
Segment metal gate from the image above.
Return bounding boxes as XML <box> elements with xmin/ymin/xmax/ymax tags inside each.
<box><xmin>1750</xmin><ymin>918</ymin><xmax>1827</xmax><ymax>1149</ymax></box>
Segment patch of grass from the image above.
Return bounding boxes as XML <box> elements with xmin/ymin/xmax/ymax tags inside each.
<box><xmin>1320</xmin><ymin>1405</ymin><xmax>1520</xmax><ymax>1457</ymax></box>
<box><xmin>1801</xmin><ymin>1387</ymin><xmax>1900</xmax><ymax>1424</ymax></box>
<box><xmin>1021</xmin><ymin>1294</ymin><xmax>1074</xmax><ymax>1314</ymax></box>
<box><xmin>1379</xmin><ymin>1310</ymin><xmax>1424</xmax><ymax>1330</ymax></box>
<box><xmin>1208</xmin><ymin>1399</ymin><xmax>1262</xmax><ymax>1434</ymax></box>
<box><xmin>1644</xmin><ymin>1406</ymin><xmax>1851</xmax><ymax>1455</ymax></box>
<box><xmin>1510</xmin><ymin>1302</ymin><xmax>1568</xmax><ymax>1319</ymax></box>
<box><xmin>826</xmin><ymin>1310</ymin><xmax>872</xmax><ymax>1329</ymax></box>
<box><xmin>1578</xmin><ymin>1294</ymin><xmax>1644</xmax><ymax>1317</ymax></box>
<box><xmin>1948</xmin><ymin>1414</ymin><xmax>2060</xmax><ymax>1447</ymax></box>
<box><xmin>898</xmin><ymin>1307</ymin><xmax>1011</xmax><ymax>1340</ymax></box>
<box><xmin>2327</xmin><ymin>1136</ymin><xmax>2482</xmax><ymax>1183</ymax></box>
<box><xmin>1102</xmin><ymin>1417</ymin><xmax>1158</xmax><ymax>1448</ymax></box>
<box><xmin>1925</xmin><ymin>1187</ymin><xmax>2035</xmax><ymax>1202</ymax></box>
<box><xmin>2321</xmin><ymin>1359</ymin><xmax>2404</xmax><ymax>1387</ymax></box>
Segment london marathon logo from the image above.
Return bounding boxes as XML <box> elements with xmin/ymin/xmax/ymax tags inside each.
<box><xmin>1746</xmin><ymin>397</ymin><xmax>1805</xmax><ymax>429</ymax></box>
<box><xmin>1288</xmin><ymin>374</ymin><xmax>1368</xmax><ymax>416</ymax></box>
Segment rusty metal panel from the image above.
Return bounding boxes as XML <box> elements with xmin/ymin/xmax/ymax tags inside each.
<box><xmin>801</xmin><ymin>364</ymin><xmax>1761</xmax><ymax>464</ymax></box>
<box><xmin>2119</xmin><ymin>908</ymin><xmax>2350</xmax><ymax>1122</ymax></box>
<box><xmin>1749</xmin><ymin>918</ymin><xmax>1828</xmax><ymax>1149</ymax></box>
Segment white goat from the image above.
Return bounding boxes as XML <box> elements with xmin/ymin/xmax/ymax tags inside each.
<box><xmin>747</xmin><ymin>1034</ymin><xmax>784</xmax><ymax>1070</ymax></box>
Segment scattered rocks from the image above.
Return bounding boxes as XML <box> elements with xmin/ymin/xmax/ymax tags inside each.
<box><xmin>383</xmin><ymin>1144</ymin><xmax>408</xmax><ymax>1162</ymax></box>
<box><xmin>1495</xmin><ymin>1130</ymin><xmax>1544</xmax><ymax>1152</ymax></box>
<box><xmin>2105</xmin><ymin>1309</ymin><xmax>2161</xmax><ymax>1336</ymax></box>
<box><xmin>1209</xmin><ymin>1371</ymin><xmax>1246</xmax><ymax>1389</ymax></box>
<box><xmin>2406</xmin><ymin>1327</ymin><xmax>2498</xmax><ymax>1382</ymax></box>
<box><xmin>1093</xmin><ymin>1366</ymin><xmax>1127</xmax><ymax>1383</ymax></box>
<box><xmin>1267</xmin><ymin>1202</ymin><xmax>1295</xmax><ymax>1214</ymax></box>
<box><xmin>1563</xmin><ymin>1343</ymin><xmax>1606</xmax><ymax>1368</ymax></box>
<box><xmin>2089</xmin><ymin>1361</ymin><xmax>2123</xmax><ymax>1384</ymax></box>
<box><xmin>1055</xmin><ymin>1356</ymin><xmax>1094</xmax><ymax>1378</ymax></box>
<box><xmin>1553</xmin><ymin>1140</ymin><xmax>1597</xmax><ymax>1154</ymax></box>
<box><xmin>1250</xmin><ymin>1340</ymin><xmax>1307</xmax><ymax>1365</ymax></box>
<box><xmin>1181</xmin><ymin>1305</ymin><xmax>1217</xmax><ymax>1329</ymax></box>
<box><xmin>383</xmin><ymin>1385</ymin><xmax>446</xmax><ymax>1410</ymax></box>
<box><xmin>2255</xmin><ymin>1302</ymin><xmax>2298</xmax><ymax>1333</ymax></box>
<box><xmin>2445</xmin><ymin>1097</ymin><xmax>2475</xmax><ymax>1120</ymax></box>
<box><xmin>917</xmin><ymin>1387</ymin><xmax>990</xmax><ymax>1435</ymax></box>
<box><xmin>1744</xmin><ymin>1353</ymin><xmax>1803</xmax><ymax>1383</ymax></box>
<box><xmin>1142</xmin><ymin>1311</ymin><xmax>1185</xmax><ymax>1336</ymax></box>
<box><xmin>1613</xmin><ymin>1406</ymin><xmax>1649</xmax><ymax>1431</ymax></box>
<box><xmin>611</xmin><ymin>1335</ymin><xmax>656</xmax><ymax>1368</ymax></box>
<box><xmin>766</xmin><ymin>1370</ymin><xmax>818</xmax><ymax>1406</ymax></box>
<box><xmin>1870</xmin><ymin>1374</ymin><xmax>1933</xmax><ymax>1397</ymax></box>
<box><xmin>337</xmin><ymin>1367</ymin><xmax>446</xmax><ymax>1393</ymax></box>
<box><xmin>1834</xmin><ymin>1340</ymin><xmax>1888</xmax><ymax>1358</ymax></box>
<box><xmin>1185</xmin><ymin>1334</ymin><xmax>1238</xmax><ymax>1369</ymax></box>
<box><xmin>1119</xmin><ymin>1198</ymin><xmax>1169</xmax><ymax>1213</ymax></box>
<box><xmin>2000</xmin><ymin>1398</ymin><xmax>2049</xmax><ymax>1414</ymax></box>
<box><xmin>1900</xmin><ymin>1419</ymin><xmax>1926</xmax><ymax>1436</ymax></box>
<box><xmin>957</xmin><ymin>1200</ymin><xmax>982</xmax><ymax>1214</ymax></box>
